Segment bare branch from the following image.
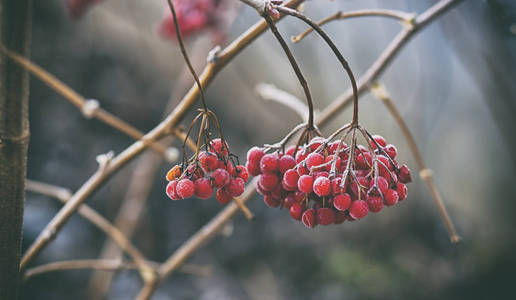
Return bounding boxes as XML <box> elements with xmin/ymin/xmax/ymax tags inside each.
<box><xmin>370</xmin><ymin>83</ymin><xmax>460</xmax><ymax>243</ymax></box>
<box><xmin>0</xmin><ymin>45</ymin><xmax>178</xmax><ymax>162</ymax></box>
<box><xmin>292</xmin><ymin>9</ymin><xmax>416</xmax><ymax>43</ymax></box>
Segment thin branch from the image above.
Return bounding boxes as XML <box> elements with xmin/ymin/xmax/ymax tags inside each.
<box><xmin>23</xmin><ymin>259</ymin><xmax>211</xmax><ymax>281</ymax></box>
<box><xmin>370</xmin><ymin>83</ymin><xmax>460</xmax><ymax>243</ymax></box>
<box><xmin>262</xmin><ymin>13</ymin><xmax>316</xmax><ymax>130</ymax></box>
<box><xmin>0</xmin><ymin>45</ymin><xmax>178</xmax><ymax>162</ymax></box>
<box><xmin>134</xmin><ymin>1</ymin><xmax>463</xmax><ymax>298</ymax></box>
<box><xmin>274</xmin><ymin>5</ymin><xmax>360</xmax><ymax>125</ymax></box>
<box><xmin>256</xmin><ymin>83</ymin><xmax>309</xmax><ymax>121</ymax></box>
<box><xmin>292</xmin><ymin>9</ymin><xmax>416</xmax><ymax>43</ymax></box>
<box><xmin>19</xmin><ymin>0</ymin><xmax>305</xmax><ymax>272</ymax></box>
<box><xmin>316</xmin><ymin>0</ymin><xmax>464</xmax><ymax>128</ymax></box>
<box><xmin>25</xmin><ymin>180</ymin><xmax>155</xmax><ymax>276</ymax></box>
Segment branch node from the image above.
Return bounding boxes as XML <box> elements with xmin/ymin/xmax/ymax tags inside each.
<box><xmin>82</xmin><ymin>99</ymin><xmax>100</xmax><ymax>118</ymax></box>
<box><xmin>207</xmin><ymin>45</ymin><xmax>222</xmax><ymax>63</ymax></box>
<box><xmin>419</xmin><ymin>168</ymin><xmax>433</xmax><ymax>180</ymax></box>
<box><xmin>96</xmin><ymin>151</ymin><xmax>115</xmax><ymax>172</ymax></box>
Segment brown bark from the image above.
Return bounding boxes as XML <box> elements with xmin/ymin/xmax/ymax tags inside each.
<box><xmin>0</xmin><ymin>0</ymin><xmax>31</xmax><ymax>299</ymax></box>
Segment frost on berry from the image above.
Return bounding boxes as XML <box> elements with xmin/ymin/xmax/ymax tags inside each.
<box><xmin>195</xmin><ymin>178</ymin><xmax>213</xmax><ymax>199</ymax></box>
<box><xmin>302</xmin><ymin>208</ymin><xmax>317</xmax><ymax>228</ymax></box>
<box><xmin>349</xmin><ymin>200</ymin><xmax>369</xmax><ymax>219</ymax></box>
<box><xmin>176</xmin><ymin>179</ymin><xmax>195</xmax><ymax>199</ymax></box>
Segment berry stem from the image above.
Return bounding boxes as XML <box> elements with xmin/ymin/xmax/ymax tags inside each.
<box><xmin>274</xmin><ymin>6</ymin><xmax>360</xmax><ymax>126</ymax></box>
<box><xmin>262</xmin><ymin>13</ymin><xmax>315</xmax><ymax>131</ymax></box>
<box><xmin>166</xmin><ymin>0</ymin><xmax>209</xmax><ymax>113</ymax></box>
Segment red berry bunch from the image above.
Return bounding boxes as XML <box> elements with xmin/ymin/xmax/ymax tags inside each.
<box><xmin>246</xmin><ymin>134</ymin><xmax>411</xmax><ymax>228</ymax></box>
<box><xmin>159</xmin><ymin>0</ymin><xmax>222</xmax><ymax>40</ymax></box>
<box><xmin>165</xmin><ymin>138</ymin><xmax>249</xmax><ymax>204</ymax></box>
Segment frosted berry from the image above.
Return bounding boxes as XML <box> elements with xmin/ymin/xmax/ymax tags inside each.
<box><xmin>317</xmin><ymin>208</ymin><xmax>335</xmax><ymax>225</ymax></box>
<box><xmin>247</xmin><ymin>147</ymin><xmax>265</xmax><ymax>164</ymax></box>
<box><xmin>383</xmin><ymin>144</ymin><xmax>397</xmax><ymax>159</ymax></box>
<box><xmin>260</xmin><ymin>153</ymin><xmax>279</xmax><ymax>173</ymax></box>
<box><xmin>198</xmin><ymin>151</ymin><xmax>218</xmax><ymax>171</ymax></box>
<box><xmin>298</xmin><ymin>175</ymin><xmax>314</xmax><ymax>194</ymax></box>
<box><xmin>289</xmin><ymin>202</ymin><xmax>303</xmax><ymax>220</ymax></box>
<box><xmin>216</xmin><ymin>189</ymin><xmax>232</xmax><ymax>205</ymax></box>
<box><xmin>166</xmin><ymin>180</ymin><xmax>180</xmax><ymax>200</ymax></box>
<box><xmin>246</xmin><ymin>161</ymin><xmax>261</xmax><ymax>177</ymax></box>
<box><xmin>211</xmin><ymin>168</ymin><xmax>230</xmax><ymax>188</ymax></box>
<box><xmin>366</xmin><ymin>195</ymin><xmax>383</xmax><ymax>213</ymax></box>
<box><xmin>279</xmin><ymin>155</ymin><xmax>296</xmax><ymax>173</ymax></box>
<box><xmin>397</xmin><ymin>183</ymin><xmax>407</xmax><ymax>200</ymax></box>
<box><xmin>259</xmin><ymin>173</ymin><xmax>279</xmax><ymax>191</ymax></box>
<box><xmin>176</xmin><ymin>179</ymin><xmax>195</xmax><ymax>199</ymax></box>
<box><xmin>371</xmin><ymin>135</ymin><xmax>387</xmax><ymax>149</ymax></box>
<box><xmin>264</xmin><ymin>194</ymin><xmax>281</xmax><ymax>208</ymax></box>
<box><xmin>305</xmin><ymin>152</ymin><xmax>325</xmax><ymax>171</ymax></box>
<box><xmin>398</xmin><ymin>164</ymin><xmax>412</xmax><ymax>183</ymax></box>
<box><xmin>349</xmin><ymin>200</ymin><xmax>369</xmax><ymax>219</ymax></box>
<box><xmin>194</xmin><ymin>178</ymin><xmax>213</xmax><ymax>199</ymax></box>
<box><xmin>333</xmin><ymin>193</ymin><xmax>351</xmax><ymax>211</ymax></box>
<box><xmin>302</xmin><ymin>208</ymin><xmax>317</xmax><ymax>228</ymax></box>
<box><xmin>235</xmin><ymin>165</ymin><xmax>249</xmax><ymax>182</ymax></box>
<box><xmin>282</xmin><ymin>169</ymin><xmax>300</xmax><ymax>189</ymax></box>
<box><xmin>209</xmin><ymin>138</ymin><xmax>228</xmax><ymax>156</ymax></box>
<box><xmin>313</xmin><ymin>177</ymin><xmax>331</xmax><ymax>197</ymax></box>
<box><xmin>226</xmin><ymin>177</ymin><xmax>245</xmax><ymax>197</ymax></box>
<box><xmin>369</xmin><ymin>176</ymin><xmax>389</xmax><ymax>196</ymax></box>
<box><xmin>384</xmin><ymin>189</ymin><xmax>399</xmax><ymax>206</ymax></box>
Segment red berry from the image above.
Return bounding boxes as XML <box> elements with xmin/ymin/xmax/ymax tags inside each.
<box><xmin>331</xmin><ymin>177</ymin><xmax>342</xmax><ymax>195</ymax></box>
<box><xmin>397</xmin><ymin>183</ymin><xmax>407</xmax><ymax>200</ymax></box>
<box><xmin>324</xmin><ymin>155</ymin><xmax>341</xmax><ymax>172</ymax></box>
<box><xmin>351</xmin><ymin>177</ymin><xmax>369</xmax><ymax>200</ymax></box>
<box><xmin>333</xmin><ymin>193</ymin><xmax>351</xmax><ymax>211</ymax></box>
<box><xmin>366</xmin><ymin>195</ymin><xmax>383</xmax><ymax>213</ymax></box>
<box><xmin>198</xmin><ymin>151</ymin><xmax>218</xmax><ymax>171</ymax></box>
<box><xmin>209</xmin><ymin>138</ymin><xmax>228</xmax><ymax>156</ymax></box>
<box><xmin>226</xmin><ymin>177</ymin><xmax>245</xmax><ymax>197</ymax></box>
<box><xmin>371</xmin><ymin>135</ymin><xmax>387</xmax><ymax>149</ymax></box>
<box><xmin>285</xmin><ymin>145</ymin><xmax>297</xmax><ymax>157</ymax></box>
<box><xmin>211</xmin><ymin>168</ymin><xmax>230</xmax><ymax>188</ymax></box>
<box><xmin>313</xmin><ymin>177</ymin><xmax>331</xmax><ymax>196</ymax></box>
<box><xmin>296</xmin><ymin>165</ymin><xmax>309</xmax><ymax>176</ymax></box>
<box><xmin>305</xmin><ymin>152</ymin><xmax>325</xmax><ymax>171</ymax></box>
<box><xmin>333</xmin><ymin>210</ymin><xmax>347</xmax><ymax>224</ymax></box>
<box><xmin>290</xmin><ymin>202</ymin><xmax>303</xmax><ymax>220</ymax></box>
<box><xmin>383</xmin><ymin>144</ymin><xmax>397</xmax><ymax>159</ymax></box>
<box><xmin>216</xmin><ymin>189</ymin><xmax>232</xmax><ymax>205</ymax></box>
<box><xmin>247</xmin><ymin>146</ymin><xmax>265</xmax><ymax>164</ymax></box>
<box><xmin>356</xmin><ymin>151</ymin><xmax>372</xmax><ymax>169</ymax></box>
<box><xmin>298</xmin><ymin>175</ymin><xmax>314</xmax><ymax>193</ymax></box>
<box><xmin>349</xmin><ymin>200</ymin><xmax>369</xmax><ymax>219</ymax></box>
<box><xmin>166</xmin><ymin>180</ymin><xmax>180</xmax><ymax>200</ymax></box>
<box><xmin>176</xmin><ymin>178</ymin><xmax>195</xmax><ymax>199</ymax></box>
<box><xmin>398</xmin><ymin>164</ymin><xmax>412</xmax><ymax>183</ymax></box>
<box><xmin>264</xmin><ymin>194</ymin><xmax>281</xmax><ymax>208</ymax></box>
<box><xmin>294</xmin><ymin>190</ymin><xmax>305</xmax><ymax>202</ymax></box>
<box><xmin>235</xmin><ymin>165</ymin><xmax>249</xmax><ymax>182</ymax></box>
<box><xmin>317</xmin><ymin>208</ymin><xmax>335</xmax><ymax>225</ymax></box>
<box><xmin>260</xmin><ymin>153</ymin><xmax>279</xmax><ymax>173</ymax></box>
<box><xmin>194</xmin><ymin>178</ymin><xmax>213</xmax><ymax>199</ymax></box>
<box><xmin>259</xmin><ymin>173</ymin><xmax>279</xmax><ymax>191</ymax></box>
<box><xmin>369</xmin><ymin>176</ymin><xmax>389</xmax><ymax>196</ymax></box>
<box><xmin>246</xmin><ymin>161</ymin><xmax>261</xmax><ymax>176</ymax></box>
<box><xmin>283</xmin><ymin>193</ymin><xmax>296</xmax><ymax>208</ymax></box>
<box><xmin>295</xmin><ymin>150</ymin><xmax>309</xmax><ymax>163</ymax></box>
<box><xmin>282</xmin><ymin>169</ymin><xmax>299</xmax><ymax>189</ymax></box>
<box><xmin>384</xmin><ymin>189</ymin><xmax>399</xmax><ymax>206</ymax></box>
<box><xmin>279</xmin><ymin>155</ymin><xmax>296</xmax><ymax>173</ymax></box>
<box><xmin>308</xmin><ymin>137</ymin><xmax>325</xmax><ymax>152</ymax></box>
<box><xmin>302</xmin><ymin>208</ymin><xmax>317</xmax><ymax>228</ymax></box>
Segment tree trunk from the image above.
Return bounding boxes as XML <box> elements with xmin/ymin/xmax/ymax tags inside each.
<box><xmin>0</xmin><ymin>0</ymin><xmax>31</xmax><ymax>299</ymax></box>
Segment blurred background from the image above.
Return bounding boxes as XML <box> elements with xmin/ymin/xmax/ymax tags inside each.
<box><xmin>21</xmin><ymin>0</ymin><xmax>516</xmax><ymax>299</ymax></box>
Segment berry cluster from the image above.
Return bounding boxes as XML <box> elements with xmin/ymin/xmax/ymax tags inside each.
<box><xmin>246</xmin><ymin>135</ymin><xmax>411</xmax><ymax>228</ymax></box>
<box><xmin>165</xmin><ymin>138</ymin><xmax>249</xmax><ymax>204</ymax></box>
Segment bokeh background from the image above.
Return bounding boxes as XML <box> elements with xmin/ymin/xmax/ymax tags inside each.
<box><xmin>21</xmin><ymin>0</ymin><xmax>516</xmax><ymax>299</ymax></box>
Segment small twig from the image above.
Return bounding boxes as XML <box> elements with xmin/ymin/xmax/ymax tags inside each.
<box><xmin>256</xmin><ymin>83</ymin><xmax>310</xmax><ymax>121</ymax></box>
<box><xmin>0</xmin><ymin>45</ymin><xmax>177</xmax><ymax>162</ymax></box>
<box><xmin>292</xmin><ymin>9</ymin><xmax>416</xmax><ymax>43</ymax></box>
<box><xmin>23</xmin><ymin>259</ymin><xmax>135</xmax><ymax>280</ymax></box>
<box><xmin>370</xmin><ymin>83</ymin><xmax>460</xmax><ymax>243</ymax></box>
<box><xmin>25</xmin><ymin>180</ymin><xmax>155</xmax><ymax>277</ymax></box>
<box><xmin>262</xmin><ymin>13</ymin><xmax>316</xmax><ymax>130</ymax></box>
